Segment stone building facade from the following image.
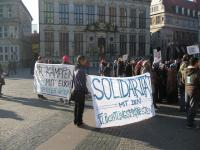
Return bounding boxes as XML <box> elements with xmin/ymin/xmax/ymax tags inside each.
<box><xmin>0</xmin><ymin>0</ymin><xmax>32</xmax><ymax>66</ymax></box>
<box><xmin>150</xmin><ymin>0</ymin><xmax>200</xmax><ymax>60</ymax></box>
<box><xmin>39</xmin><ymin>0</ymin><xmax>151</xmax><ymax>66</ymax></box>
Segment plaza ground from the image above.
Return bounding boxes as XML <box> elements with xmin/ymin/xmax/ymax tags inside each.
<box><xmin>0</xmin><ymin>70</ymin><xmax>200</xmax><ymax>150</ymax></box>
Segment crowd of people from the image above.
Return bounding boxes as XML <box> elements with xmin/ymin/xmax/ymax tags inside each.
<box><xmin>99</xmin><ymin>55</ymin><xmax>200</xmax><ymax>129</ymax></box>
<box><xmin>33</xmin><ymin>53</ymin><xmax>200</xmax><ymax>128</ymax></box>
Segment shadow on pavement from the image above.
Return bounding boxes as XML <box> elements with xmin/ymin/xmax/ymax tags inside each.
<box><xmin>81</xmin><ymin>105</ymin><xmax>200</xmax><ymax>150</ymax></box>
<box><xmin>1</xmin><ymin>95</ymin><xmax>74</xmax><ymax>113</ymax></box>
<box><xmin>0</xmin><ymin>109</ymin><xmax>24</xmax><ymax>120</ymax></box>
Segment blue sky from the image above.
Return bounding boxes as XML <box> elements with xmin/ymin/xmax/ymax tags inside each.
<box><xmin>22</xmin><ymin>0</ymin><xmax>39</xmax><ymax>26</ymax></box>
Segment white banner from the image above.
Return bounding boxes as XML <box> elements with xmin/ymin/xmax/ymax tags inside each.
<box><xmin>187</xmin><ymin>45</ymin><xmax>200</xmax><ymax>55</ymax></box>
<box><xmin>153</xmin><ymin>49</ymin><xmax>161</xmax><ymax>63</ymax></box>
<box><xmin>34</xmin><ymin>63</ymin><xmax>75</xmax><ymax>99</ymax></box>
<box><xmin>87</xmin><ymin>73</ymin><xmax>155</xmax><ymax>128</ymax></box>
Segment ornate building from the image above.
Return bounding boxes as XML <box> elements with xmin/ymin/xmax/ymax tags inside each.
<box><xmin>0</xmin><ymin>0</ymin><xmax>32</xmax><ymax>66</ymax></box>
<box><xmin>39</xmin><ymin>0</ymin><xmax>151</xmax><ymax>65</ymax></box>
<box><xmin>150</xmin><ymin>0</ymin><xmax>200</xmax><ymax>60</ymax></box>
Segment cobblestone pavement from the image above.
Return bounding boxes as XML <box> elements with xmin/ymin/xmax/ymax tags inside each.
<box><xmin>0</xmin><ymin>73</ymin><xmax>75</xmax><ymax>150</ymax></box>
<box><xmin>76</xmin><ymin>104</ymin><xmax>200</xmax><ymax>150</ymax></box>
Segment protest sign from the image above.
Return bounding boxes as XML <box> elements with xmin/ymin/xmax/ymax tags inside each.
<box><xmin>122</xmin><ymin>54</ymin><xmax>128</xmax><ymax>61</ymax></box>
<box><xmin>153</xmin><ymin>49</ymin><xmax>161</xmax><ymax>63</ymax></box>
<box><xmin>87</xmin><ymin>73</ymin><xmax>155</xmax><ymax>128</ymax></box>
<box><xmin>34</xmin><ymin>63</ymin><xmax>75</xmax><ymax>99</ymax></box>
<box><xmin>187</xmin><ymin>45</ymin><xmax>200</xmax><ymax>55</ymax></box>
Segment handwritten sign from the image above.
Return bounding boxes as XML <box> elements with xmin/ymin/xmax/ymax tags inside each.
<box><xmin>34</xmin><ymin>63</ymin><xmax>75</xmax><ymax>99</ymax></box>
<box><xmin>87</xmin><ymin>73</ymin><xmax>155</xmax><ymax>128</ymax></box>
<box><xmin>187</xmin><ymin>45</ymin><xmax>200</xmax><ymax>55</ymax></box>
<box><xmin>122</xmin><ymin>54</ymin><xmax>128</xmax><ymax>61</ymax></box>
<box><xmin>153</xmin><ymin>49</ymin><xmax>161</xmax><ymax>63</ymax></box>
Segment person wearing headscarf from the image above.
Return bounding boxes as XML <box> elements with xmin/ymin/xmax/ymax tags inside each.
<box><xmin>62</xmin><ymin>55</ymin><xmax>70</xmax><ymax>64</ymax></box>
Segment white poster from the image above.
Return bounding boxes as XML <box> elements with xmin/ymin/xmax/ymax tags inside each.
<box><xmin>122</xmin><ymin>54</ymin><xmax>128</xmax><ymax>61</ymax></box>
<box><xmin>153</xmin><ymin>49</ymin><xmax>162</xmax><ymax>63</ymax></box>
<box><xmin>187</xmin><ymin>45</ymin><xmax>200</xmax><ymax>55</ymax></box>
<box><xmin>87</xmin><ymin>73</ymin><xmax>155</xmax><ymax>128</ymax></box>
<box><xmin>34</xmin><ymin>63</ymin><xmax>75</xmax><ymax>99</ymax></box>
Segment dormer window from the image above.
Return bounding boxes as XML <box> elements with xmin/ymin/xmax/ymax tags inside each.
<box><xmin>175</xmin><ymin>5</ymin><xmax>179</xmax><ymax>14</ymax></box>
<box><xmin>187</xmin><ymin>9</ymin><xmax>190</xmax><ymax>16</ymax></box>
<box><xmin>182</xmin><ymin>7</ymin><xmax>184</xmax><ymax>15</ymax></box>
<box><xmin>193</xmin><ymin>10</ymin><xmax>196</xmax><ymax>17</ymax></box>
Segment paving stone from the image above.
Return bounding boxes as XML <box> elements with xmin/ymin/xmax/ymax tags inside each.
<box><xmin>0</xmin><ymin>76</ymin><xmax>74</xmax><ymax>150</ymax></box>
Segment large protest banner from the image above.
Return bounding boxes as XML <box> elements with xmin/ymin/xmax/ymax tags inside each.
<box><xmin>87</xmin><ymin>73</ymin><xmax>155</xmax><ymax>128</ymax></box>
<box><xmin>34</xmin><ymin>63</ymin><xmax>75</xmax><ymax>99</ymax></box>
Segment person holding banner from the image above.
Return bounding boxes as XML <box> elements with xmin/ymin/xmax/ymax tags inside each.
<box><xmin>73</xmin><ymin>55</ymin><xmax>88</xmax><ymax>127</ymax></box>
<box><xmin>36</xmin><ymin>56</ymin><xmax>47</xmax><ymax>100</ymax></box>
<box><xmin>60</xmin><ymin>55</ymin><xmax>71</xmax><ymax>104</ymax></box>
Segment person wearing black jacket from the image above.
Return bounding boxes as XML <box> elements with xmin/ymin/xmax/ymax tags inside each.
<box><xmin>125</xmin><ymin>61</ymin><xmax>133</xmax><ymax>77</ymax></box>
<box><xmin>117</xmin><ymin>58</ymin><xmax>125</xmax><ymax>77</ymax></box>
<box><xmin>73</xmin><ymin>55</ymin><xmax>88</xmax><ymax>127</ymax></box>
<box><xmin>103</xmin><ymin>63</ymin><xmax>112</xmax><ymax>77</ymax></box>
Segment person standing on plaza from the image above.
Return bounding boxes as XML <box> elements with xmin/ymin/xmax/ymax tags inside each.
<box><xmin>184</xmin><ymin>57</ymin><xmax>200</xmax><ymax>128</ymax></box>
<box><xmin>48</xmin><ymin>59</ymin><xmax>53</xmax><ymax>64</ymax></box>
<box><xmin>99</xmin><ymin>59</ymin><xmax>106</xmax><ymax>76</ymax></box>
<box><xmin>103</xmin><ymin>62</ymin><xmax>112</xmax><ymax>77</ymax></box>
<box><xmin>141</xmin><ymin>60</ymin><xmax>158</xmax><ymax>109</ymax></box>
<box><xmin>0</xmin><ymin>63</ymin><xmax>5</xmax><ymax>96</ymax></box>
<box><xmin>117</xmin><ymin>58</ymin><xmax>125</xmax><ymax>77</ymax></box>
<box><xmin>73</xmin><ymin>55</ymin><xmax>88</xmax><ymax>127</ymax></box>
<box><xmin>135</xmin><ymin>59</ymin><xmax>143</xmax><ymax>75</ymax></box>
<box><xmin>158</xmin><ymin>63</ymin><xmax>167</xmax><ymax>102</ymax></box>
<box><xmin>166</xmin><ymin>64</ymin><xmax>178</xmax><ymax>103</ymax></box>
<box><xmin>177</xmin><ymin>54</ymin><xmax>189</xmax><ymax>112</ymax></box>
<box><xmin>36</xmin><ymin>56</ymin><xmax>47</xmax><ymax>100</ymax></box>
<box><xmin>125</xmin><ymin>61</ymin><xmax>133</xmax><ymax>77</ymax></box>
<box><xmin>113</xmin><ymin>60</ymin><xmax>118</xmax><ymax>77</ymax></box>
<box><xmin>60</xmin><ymin>55</ymin><xmax>71</xmax><ymax>104</ymax></box>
